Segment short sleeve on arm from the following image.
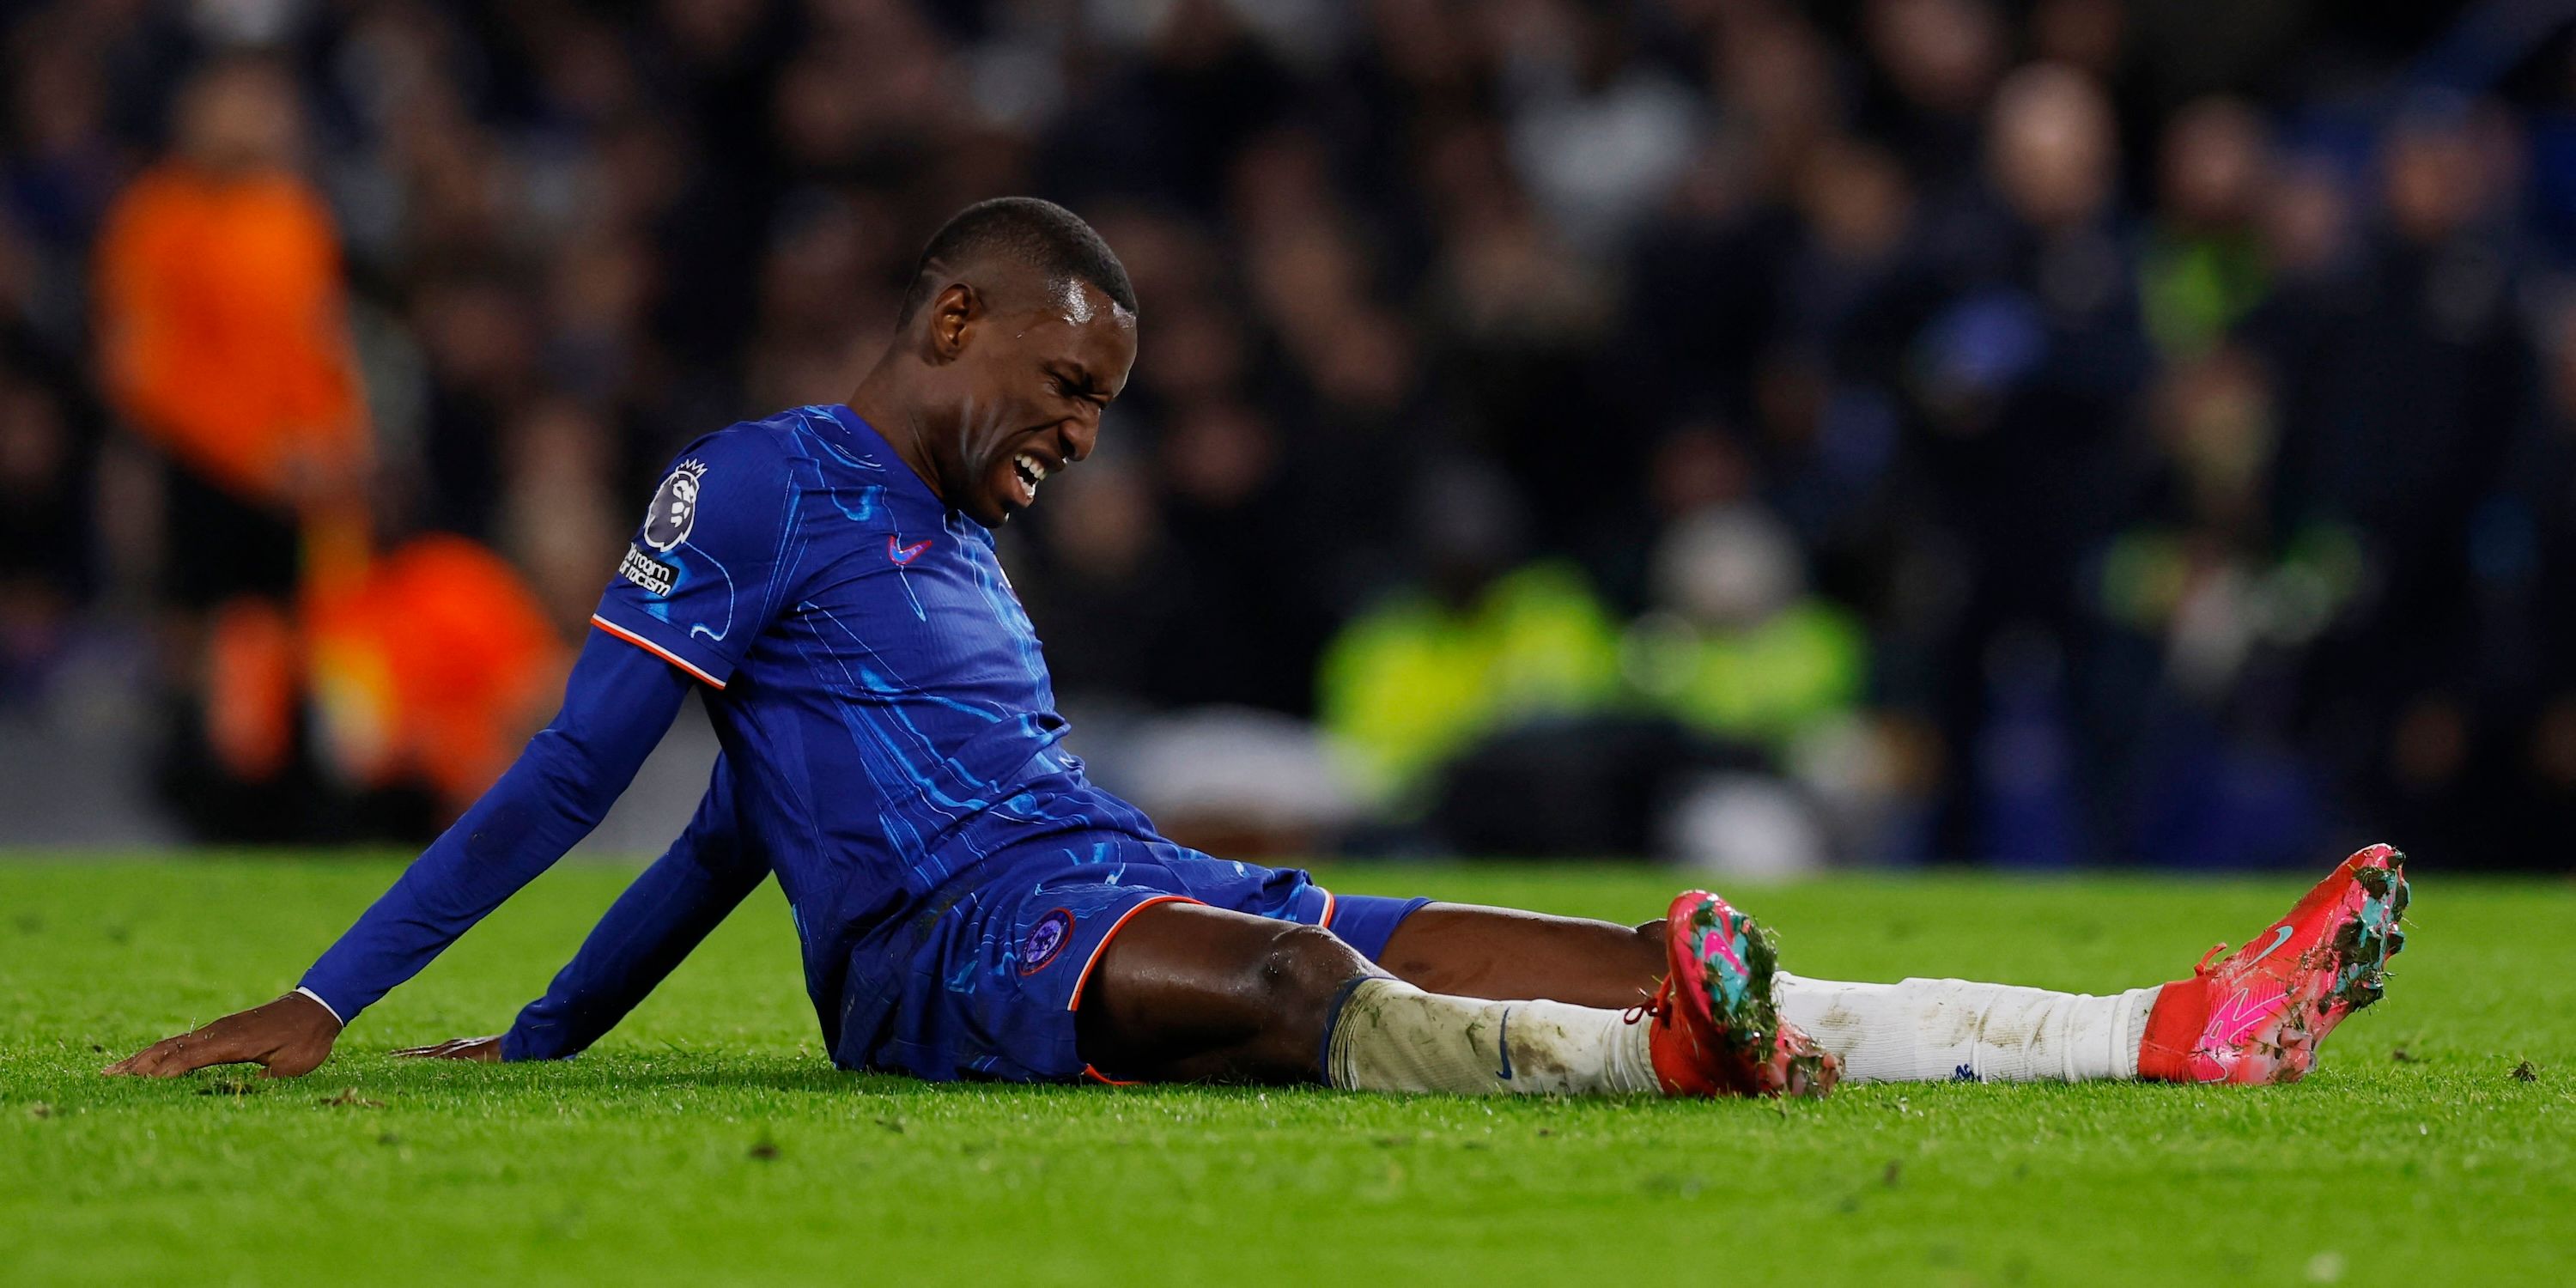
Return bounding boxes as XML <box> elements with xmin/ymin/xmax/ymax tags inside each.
<box><xmin>592</xmin><ymin>428</ymin><xmax>799</xmax><ymax>688</ymax></box>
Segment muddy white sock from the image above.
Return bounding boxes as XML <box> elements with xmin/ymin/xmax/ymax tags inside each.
<box><xmin>1323</xmin><ymin>977</ymin><xmax>1658</xmax><ymax>1096</ymax></box>
<box><xmin>1776</xmin><ymin>972</ymin><xmax>2160</xmax><ymax>1083</ymax></box>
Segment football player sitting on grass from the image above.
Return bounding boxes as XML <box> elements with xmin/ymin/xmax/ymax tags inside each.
<box><xmin>109</xmin><ymin>199</ymin><xmax>2409</xmax><ymax>1100</ymax></box>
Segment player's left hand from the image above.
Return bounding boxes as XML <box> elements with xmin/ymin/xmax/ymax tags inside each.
<box><xmin>102</xmin><ymin>991</ymin><xmax>343</xmax><ymax>1078</ymax></box>
<box><xmin>392</xmin><ymin>1036</ymin><xmax>503</xmax><ymax>1062</ymax></box>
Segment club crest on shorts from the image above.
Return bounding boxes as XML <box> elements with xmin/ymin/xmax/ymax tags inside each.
<box><xmin>643</xmin><ymin>459</ymin><xmax>707</xmax><ymax>551</ymax></box>
<box><xmin>1019</xmin><ymin>908</ymin><xmax>1076</xmax><ymax>975</ymax></box>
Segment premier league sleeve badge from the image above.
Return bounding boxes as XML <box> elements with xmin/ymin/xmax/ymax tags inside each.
<box><xmin>643</xmin><ymin>459</ymin><xmax>708</xmax><ymax>550</ymax></box>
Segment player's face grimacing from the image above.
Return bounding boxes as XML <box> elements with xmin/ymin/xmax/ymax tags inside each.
<box><xmin>935</xmin><ymin>276</ymin><xmax>1135</xmax><ymax>526</ymax></box>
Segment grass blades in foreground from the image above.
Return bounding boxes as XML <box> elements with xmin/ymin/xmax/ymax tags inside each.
<box><xmin>1</xmin><ymin>857</ymin><xmax>2569</xmax><ymax>1285</ymax></box>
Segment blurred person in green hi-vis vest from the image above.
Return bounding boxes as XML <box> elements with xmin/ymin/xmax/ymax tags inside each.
<box><xmin>1317</xmin><ymin>462</ymin><xmax>1621</xmax><ymax>809</ymax></box>
<box><xmin>1623</xmin><ymin>503</ymin><xmax>1867</xmax><ymax>755</ymax></box>
<box><xmin>1321</xmin><ymin>560</ymin><xmax>1624</xmax><ymax>805</ymax></box>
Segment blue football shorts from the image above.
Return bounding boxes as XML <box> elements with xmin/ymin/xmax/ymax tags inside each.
<box><xmin>835</xmin><ymin>834</ymin><xmax>1430</xmax><ymax>1083</ymax></box>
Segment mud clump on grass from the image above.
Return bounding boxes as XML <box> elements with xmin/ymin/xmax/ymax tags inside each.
<box><xmin>2511</xmin><ymin>1060</ymin><xmax>2539</xmax><ymax>1083</ymax></box>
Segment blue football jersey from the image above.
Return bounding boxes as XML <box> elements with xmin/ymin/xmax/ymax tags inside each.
<box><xmin>295</xmin><ymin>400</ymin><xmax>1433</xmax><ymax>1074</ymax></box>
<box><xmin>589</xmin><ymin>405</ymin><xmax>1163</xmax><ymax>1028</ymax></box>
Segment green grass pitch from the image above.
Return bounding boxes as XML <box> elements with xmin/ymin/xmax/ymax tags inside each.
<box><xmin>2</xmin><ymin>857</ymin><xmax>2568</xmax><ymax>1285</ymax></box>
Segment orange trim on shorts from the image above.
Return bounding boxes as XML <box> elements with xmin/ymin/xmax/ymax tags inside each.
<box><xmin>1064</xmin><ymin>894</ymin><xmax>1201</xmax><ymax>1012</ymax></box>
<box><xmin>590</xmin><ymin>615</ymin><xmax>727</xmax><ymax>689</ymax></box>
<box><xmin>1319</xmin><ymin>888</ymin><xmax>1337</xmax><ymax>928</ymax></box>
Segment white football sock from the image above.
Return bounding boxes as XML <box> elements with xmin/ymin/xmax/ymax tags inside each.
<box><xmin>1323</xmin><ymin>977</ymin><xmax>1660</xmax><ymax>1096</ymax></box>
<box><xmin>1775</xmin><ymin>972</ymin><xmax>2160</xmax><ymax>1083</ymax></box>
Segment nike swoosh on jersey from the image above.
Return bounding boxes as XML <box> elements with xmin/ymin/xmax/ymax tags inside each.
<box><xmin>886</xmin><ymin>535</ymin><xmax>933</xmax><ymax>565</ymax></box>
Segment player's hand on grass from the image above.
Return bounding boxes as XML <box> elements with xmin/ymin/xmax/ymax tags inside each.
<box><xmin>392</xmin><ymin>1036</ymin><xmax>504</xmax><ymax>1063</ymax></box>
<box><xmin>103</xmin><ymin>990</ymin><xmax>343</xmax><ymax>1078</ymax></box>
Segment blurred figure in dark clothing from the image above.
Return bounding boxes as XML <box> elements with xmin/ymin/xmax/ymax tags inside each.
<box><xmin>0</xmin><ymin>371</ymin><xmax>91</xmax><ymax>702</ymax></box>
<box><xmin>1043</xmin><ymin>0</ymin><xmax>1297</xmax><ymax>216</ymax></box>
<box><xmin>1155</xmin><ymin>398</ymin><xmax>1334</xmax><ymax>714</ymax></box>
<box><xmin>1902</xmin><ymin>63</ymin><xmax>2151</xmax><ymax>862</ymax></box>
<box><xmin>2467</xmin><ymin>294</ymin><xmax>2576</xmax><ymax>871</ymax></box>
<box><xmin>2140</xmin><ymin>96</ymin><xmax>2272</xmax><ymax>359</ymax></box>
<box><xmin>2247</xmin><ymin>95</ymin><xmax>2532</xmax><ymax>864</ymax></box>
<box><xmin>1018</xmin><ymin>452</ymin><xmax>1184</xmax><ymax>709</ymax></box>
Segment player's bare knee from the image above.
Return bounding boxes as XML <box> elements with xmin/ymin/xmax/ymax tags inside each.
<box><xmin>1241</xmin><ymin>922</ymin><xmax>1368</xmax><ymax>1052</ymax></box>
<box><xmin>1253</xmin><ymin>924</ymin><xmax>1358</xmax><ymax>1003</ymax></box>
<box><xmin>1223</xmin><ymin>923</ymin><xmax>1359</xmax><ymax>1077</ymax></box>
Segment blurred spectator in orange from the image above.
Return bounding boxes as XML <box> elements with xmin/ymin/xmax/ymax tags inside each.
<box><xmin>93</xmin><ymin>52</ymin><xmax>564</xmax><ymax>837</ymax></box>
<box><xmin>307</xmin><ymin>535</ymin><xmax>564</xmax><ymax>818</ymax></box>
<box><xmin>94</xmin><ymin>53</ymin><xmax>368</xmax><ymax>814</ymax></box>
<box><xmin>95</xmin><ymin>54</ymin><xmax>368</xmax><ymax>532</ymax></box>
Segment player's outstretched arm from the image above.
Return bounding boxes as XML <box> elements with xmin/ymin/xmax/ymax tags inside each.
<box><xmin>105</xmin><ymin>629</ymin><xmax>694</xmax><ymax>1079</ymax></box>
<box><xmin>400</xmin><ymin>755</ymin><xmax>771</xmax><ymax>1064</ymax></box>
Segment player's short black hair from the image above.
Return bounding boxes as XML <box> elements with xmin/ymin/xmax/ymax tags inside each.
<box><xmin>896</xmin><ymin>197</ymin><xmax>1138</xmax><ymax>326</ymax></box>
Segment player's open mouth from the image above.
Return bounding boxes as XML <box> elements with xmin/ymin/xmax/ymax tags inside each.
<box><xmin>1009</xmin><ymin>451</ymin><xmax>1052</xmax><ymax>506</ymax></box>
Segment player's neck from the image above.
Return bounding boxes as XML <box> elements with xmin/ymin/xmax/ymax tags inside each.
<box><xmin>844</xmin><ymin>366</ymin><xmax>950</xmax><ymax>507</ymax></box>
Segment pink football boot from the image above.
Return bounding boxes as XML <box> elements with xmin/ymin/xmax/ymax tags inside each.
<box><xmin>1646</xmin><ymin>890</ymin><xmax>1838</xmax><ymax>1098</ymax></box>
<box><xmin>2140</xmin><ymin>844</ymin><xmax>2410</xmax><ymax>1084</ymax></box>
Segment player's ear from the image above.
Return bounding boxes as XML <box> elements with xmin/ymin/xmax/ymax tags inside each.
<box><xmin>927</xmin><ymin>282</ymin><xmax>979</xmax><ymax>362</ymax></box>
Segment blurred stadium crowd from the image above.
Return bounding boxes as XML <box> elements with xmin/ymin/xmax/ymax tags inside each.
<box><xmin>3</xmin><ymin>0</ymin><xmax>2573</xmax><ymax>870</ymax></box>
